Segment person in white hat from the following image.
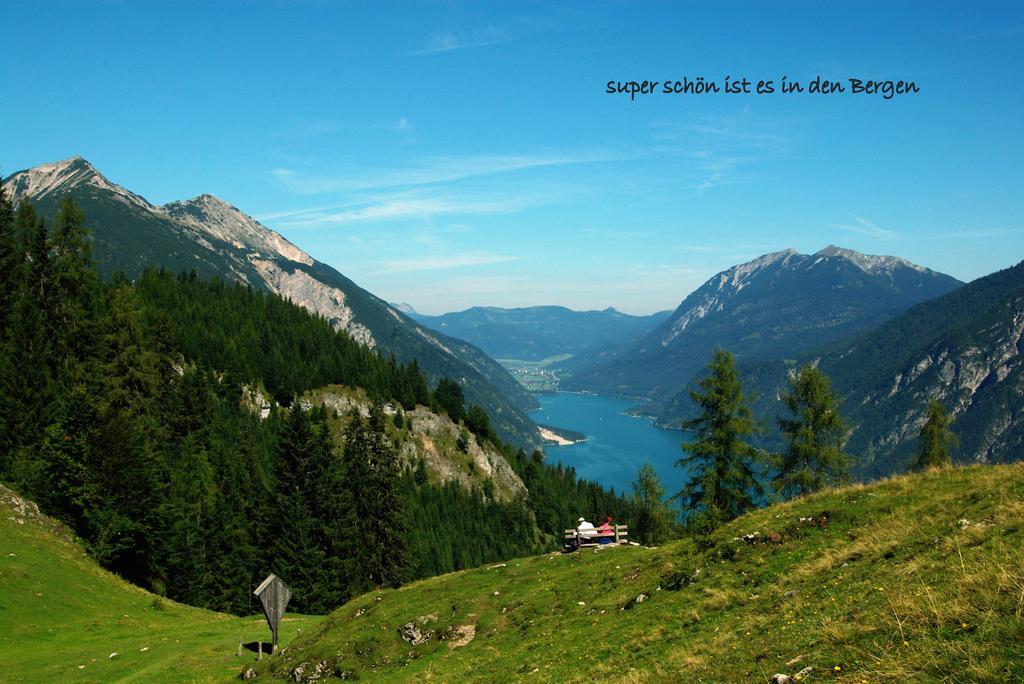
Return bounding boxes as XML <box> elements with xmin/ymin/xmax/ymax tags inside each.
<box><xmin>577</xmin><ymin>517</ymin><xmax>597</xmax><ymax>541</ymax></box>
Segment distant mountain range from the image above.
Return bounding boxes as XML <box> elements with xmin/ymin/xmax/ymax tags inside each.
<box><xmin>562</xmin><ymin>246</ymin><xmax>964</xmax><ymax>414</ymax></box>
<box><xmin>408</xmin><ymin>305</ymin><xmax>671</xmax><ymax>362</ymax></box>
<box><xmin>2</xmin><ymin>157</ymin><xmax>540</xmax><ymax>448</ymax></box>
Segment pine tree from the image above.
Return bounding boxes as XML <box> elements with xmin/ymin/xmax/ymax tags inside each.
<box><xmin>434</xmin><ymin>378</ymin><xmax>466</xmax><ymax>423</ymax></box>
<box><xmin>631</xmin><ymin>463</ymin><xmax>673</xmax><ymax>546</ymax></box>
<box><xmin>0</xmin><ymin>181</ymin><xmax>18</xmax><ymax>328</ymax></box>
<box><xmin>677</xmin><ymin>349</ymin><xmax>763</xmax><ymax>531</ymax></box>
<box><xmin>911</xmin><ymin>399</ymin><xmax>958</xmax><ymax>471</ymax></box>
<box><xmin>48</xmin><ymin>197</ymin><xmax>98</xmax><ymax>371</ymax></box>
<box><xmin>266</xmin><ymin>403</ymin><xmax>323</xmax><ymax>612</ymax></box>
<box><xmin>344</xmin><ymin>403</ymin><xmax>411</xmax><ymax>591</ymax></box>
<box><xmin>774</xmin><ymin>364</ymin><xmax>849</xmax><ymax>499</ymax></box>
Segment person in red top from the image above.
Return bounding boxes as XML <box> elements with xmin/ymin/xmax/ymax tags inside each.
<box><xmin>595</xmin><ymin>516</ymin><xmax>615</xmax><ymax>544</ymax></box>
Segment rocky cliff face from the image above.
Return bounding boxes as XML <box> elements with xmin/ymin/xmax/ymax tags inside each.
<box><xmin>842</xmin><ymin>290</ymin><xmax>1024</xmax><ymax>472</ymax></box>
<box><xmin>736</xmin><ymin>259</ymin><xmax>1024</xmax><ymax>476</ymax></box>
<box><xmin>298</xmin><ymin>386</ymin><xmax>527</xmax><ymax>503</ymax></box>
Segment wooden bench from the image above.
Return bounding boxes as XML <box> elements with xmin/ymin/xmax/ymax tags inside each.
<box><xmin>564</xmin><ymin>524</ymin><xmax>629</xmax><ymax>548</ymax></box>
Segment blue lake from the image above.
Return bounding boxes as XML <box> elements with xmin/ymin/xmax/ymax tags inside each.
<box><xmin>534</xmin><ymin>392</ymin><xmax>689</xmax><ymax>500</ymax></box>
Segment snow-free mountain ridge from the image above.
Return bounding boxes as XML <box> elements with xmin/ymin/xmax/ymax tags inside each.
<box><xmin>3</xmin><ymin>157</ymin><xmax>541</xmax><ymax>448</ymax></box>
<box><xmin>563</xmin><ymin>245</ymin><xmax>964</xmax><ymax>413</ymax></box>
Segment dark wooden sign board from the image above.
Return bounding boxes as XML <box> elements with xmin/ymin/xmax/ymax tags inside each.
<box><xmin>254</xmin><ymin>573</ymin><xmax>291</xmax><ymax>653</ymax></box>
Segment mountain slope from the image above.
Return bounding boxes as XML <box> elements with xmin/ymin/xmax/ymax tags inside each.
<box><xmin>0</xmin><ymin>483</ymin><xmax>322</xmax><ymax>682</ymax></box>
<box><xmin>564</xmin><ymin>247</ymin><xmax>963</xmax><ymax>414</ymax></box>
<box><xmin>2</xmin><ymin>157</ymin><xmax>539</xmax><ymax>448</ymax></box>
<box><xmin>411</xmin><ymin>305</ymin><xmax>671</xmax><ymax>362</ymax></box>
<box><xmin>258</xmin><ymin>463</ymin><xmax>1024</xmax><ymax>682</ymax></box>
<box><xmin>782</xmin><ymin>259</ymin><xmax>1024</xmax><ymax>477</ymax></box>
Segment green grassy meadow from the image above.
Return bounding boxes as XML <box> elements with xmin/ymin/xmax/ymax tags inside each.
<box><xmin>260</xmin><ymin>464</ymin><xmax>1024</xmax><ymax>682</ymax></box>
<box><xmin>0</xmin><ymin>489</ymin><xmax>321</xmax><ymax>683</ymax></box>
<box><xmin>4</xmin><ymin>463</ymin><xmax>1024</xmax><ymax>682</ymax></box>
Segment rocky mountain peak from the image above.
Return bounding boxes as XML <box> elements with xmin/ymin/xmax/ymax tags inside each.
<box><xmin>163</xmin><ymin>193</ymin><xmax>313</xmax><ymax>266</ymax></box>
<box><xmin>2</xmin><ymin>156</ymin><xmax>156</xmax><ymax>214</ymax></box>
<box><xmin>815</xmin><ymin>244</ymin><xmax>928</xmax><ymax>276</ymax></box>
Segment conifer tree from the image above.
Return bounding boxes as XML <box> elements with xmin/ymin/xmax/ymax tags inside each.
<box><xmin>774</xmin><ymin>364</ymin><xmax>849</xmax><ymax>499</ymax></box>
<box><xmin>267</xmin><ymin>402</ymin><xmax>323</xmax><ymax>612</ymax></box>
<box><xmin>0</xmin><ymin>181</ymin><xmax>18</xmax><ymax>327</ymax></box>
<box><xmin>344</xmin><ymin>403</ymin><xmax>411</xmax><ymax>591</ymax></box>
<box><xmin>676</xmin><ymin>349</ymin><xmax>763</xmax><ymax>531</ymax></box>
<box><xmin>434</xmin><ymin>378</ymin><xmax>466</xmax><ymax>423</ymax></box>
<box><xmin>631</xmin><ymin>463</ymin><xmax>673</xmax><ymax>546</ymax></box>
<box><xmin>911</xmin><ymin>399</ymin><xmax>958</xmax><ymax>471</ymax></box>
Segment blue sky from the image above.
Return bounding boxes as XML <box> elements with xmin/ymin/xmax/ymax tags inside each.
<box><xmin>2</xmin><ymin>1</ymin><xmax>1022</xmax><ymax>314</ymax></box>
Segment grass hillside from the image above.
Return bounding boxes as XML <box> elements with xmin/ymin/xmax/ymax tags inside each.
<box><xmin>0</xmin><ymin>485</ymin><xmax>322</xmax><ymax>683</ymax></box>
<box><xmin>260</xmin><ymin>464</ymin><xmax>1024</xmax><ymax>682</ymax></box>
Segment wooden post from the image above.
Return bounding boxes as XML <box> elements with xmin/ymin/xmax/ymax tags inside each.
<box><xmin>258</xmin><ymin>640</ymin><xmax>263</xmax><ymax>660</ymax></box>
<box><xmin>614</xmin><ymin>525</ymin><xmax>620</xmax><ymax>544</ymax></box>
<box><xmin>236</xmin><ymin>638</ymin><xmax>242</xmax><ymax>657</ymax></box>
<box><xmin>272</xmin><ymin>626</ymin><xmax>278</xmax><ymax>655</ymax></box>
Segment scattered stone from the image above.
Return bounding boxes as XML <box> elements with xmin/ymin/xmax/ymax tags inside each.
<box><xmin>139</xmin><ymin>646</ymin><xmax>149</xmax><ymax>652</ymax></box>
<box><xmin>742</xmin><ymin>532</ymin><xmax>760</xmax><ymax>543</ymax></box>
<box><xmin>493</xmin><ymin>591</ymin><xmax>500</xmax><ymax>596</ymax></box>
<box><xmin>417</xmin><ymin>612</ymin><xmax>438</xmax><ymax>624</ymax></box>
<box><xmin>489</xmin><ymin>563</ymin><xmax>507</xmax><ymax>569</ymax></box>
<box><xmin>770</xmin><ymin>675</ymin><xmax>792</xmax><ymax>684</ymax></box>
<box><xmin>398</xmin><ymin>622</ymin><xmax>428</xmax><ymax>645</ymax></box>
<box><xmin>785</xmin><ymin>654</ymin><xmax>804</xmax><ymax>666</ymax></box>
<box><xmin>577</xmin><ymin>601</ymin><xmax>586</xmax><ymax>606</ymax></box>
<box><xmin>795</xmin><ymin>665</ymin><xmax>813</xmax><ymax>680</ymax></box>
<box><xmin>623</xmin><ymin>592</ymin><xmax>650</xmax><ymax>610</ymax></box>
<box><xmin>354</xmin><ymin>608</ymin><xmax>366</xmax><ymax>617</ymax></box>
<box><xmin>784</xmin><ymin>589</ymin><xmax>800</xmax><ymax>598</ymax></box>
<box><xmin>958</xmin><ymin>518</ymin><xmax>970</xmax><ymax>530</ymax></box>
<box><xmin>238</xmin><ymin>666</ymin><xmax>257</xmax><ymax>680</ymax></box>
<box><xmin>443</xmin><ymin>624</ymin><xmax>476</xmax><ymax>649</ymax></box>
<box><xmin>108</xmin><ymin>653</ymin><xmax>118</xmax><ymax>659</ymax></box>
<box><xmin>77</xmin><ymin>666</ymin><xmax>85</xmax><ymax>670</ymax></box>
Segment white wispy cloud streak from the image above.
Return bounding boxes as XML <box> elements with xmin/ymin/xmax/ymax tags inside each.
<box><xmin>408</xmin><ymin>24</ymin><xmax>523</xmax><ymax>55</ymax></box>
<box><xmin>271</xmin><ymin>151</ymin><xmax>614</xmax><ymax>195</ymax></box>
<box><xmin>270</xmin><ymin>193</ymin><xmax>527</xmax><ymax>229</ymax></box>
<box><xmin>825</xmin><ymin>215</ymin><xmax>896</xmax><ymax>240</ymax></box>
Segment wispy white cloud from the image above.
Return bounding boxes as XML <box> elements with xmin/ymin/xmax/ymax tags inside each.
<box><xmin>825</xmin><ymin>215</ymin><xmax>896</xmax><ymax>240</ymax></box>
<box><xmin>269</xmin><ymin>192</ymin><xmax>528</xmax><ymax>229</ymax></box>
<box><xmin>393</xmin><ymin>117</ymin><xmax>413</xmax><ymax>132</ymax></box>
<box><xmin>409</xmin><ymin>25</ymin><xmax>517</xmax><ymax>55</ymax></box>
<box><xmin>271</xmin><ymin>151</ymin><xmax>614</xmax><ymax>195</ymax></box>
<box><xmin>375</xmin><ymin>252</ymin><xmax>520</xmax><ymax>274</ymax></box>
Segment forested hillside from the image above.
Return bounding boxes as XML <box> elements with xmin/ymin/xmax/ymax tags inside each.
<box><xmin>0</xmin><ymin>190</ymin><xmax>631</xmax><ymax>616</ymax></box>
<box><xmin>2</xmin><ymin>158</ymin><xmax>541</xmax><ymax>449</ymax></box>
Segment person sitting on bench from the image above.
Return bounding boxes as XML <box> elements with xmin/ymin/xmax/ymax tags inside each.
<box><xmin>576</xmin><ymin>517</ymin><xmax>597</xmax><ymax>547</ymax></box>
<box><xmin>595</xmin><ymin>516</ymin><xmax>615</xmax><ymax>544</ymax></box>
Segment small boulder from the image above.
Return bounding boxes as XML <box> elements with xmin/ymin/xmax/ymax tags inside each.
<box><xmin>770</xmin><ymin>675</ymin><xmax>792</xmax><ymax>684</ymax></box>
<box><xmin>238</xmin><ymin>666</ymin><xmax>257</xmax><ymax>680</ymax></box>
<box><xmin>398</xmin><ymin>622</ymin><xmax>428</xmax><ymax>645</ymax></box>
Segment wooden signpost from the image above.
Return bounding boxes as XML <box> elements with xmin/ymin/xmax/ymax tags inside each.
<box><xmin>254</xmin><ymin>574</ymin><xmax>291</xmax><ymax>655</ymax></box>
